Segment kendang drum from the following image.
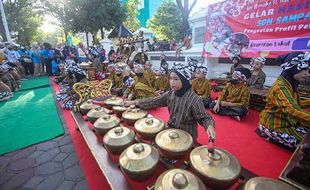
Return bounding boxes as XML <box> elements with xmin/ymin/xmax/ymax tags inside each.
<box><xmin>155</xmin><ymin>129</ymin><xmax>193</xmax><ymax>160</ymax></box>
<box><xmin>93</xmin><ymin>115</ymin><xmax>120</xmax><ymax>135</ymax></box>
<box><xmin>87</xmin><ymin>107</ymin><xmax>112</xmax><ymax>123</ymax></box>
<box><xmin>103</xmin><ymin>96</ymin><xmax>123</xmax><ymax>109</ymax></box>
<box><xmin>190</xmin><ymin>146</ymin><xmax>241</xmax><ymax>189</ymax></box>
<box><xmin>103</xmin><ymin>126</ymin><xmax>135</xmax><ymax>154</ymax></box>
<box><xmin>243</xmin><ymin>177</ymin><xmax>297</xmax><ymax>190</ymax></box>
<box><xmin>134</xmin><ymin>117</ymin><xmax>165</xmax><ymax>141</ymax></box>
<box><xmin>79</xmin><ymin>99</ymin><xmax>101</xmax><ymax>115</ymax></box>
<box><xmin>122</xmin><ymin>107</ymin><xmax>148</xmax><ymax>126</ymax></box>
<box><xmin>154</xmin><ymin>169</ymin><xmax>206</xmax><ymax>190</ymax></box>
<box><xmin>119</xmin><ymin>143</ymin><xmax>159</xmax><ymax>180</ymax></box>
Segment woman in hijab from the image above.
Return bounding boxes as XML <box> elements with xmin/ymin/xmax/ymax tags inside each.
<box><xmin>256</xmin><ymin>52</ymin><xmax>310</xmax><ymax>150</ymax></box>
<box><xmin>122</xmin><ymin>63</ymin><xmax>216</xmax><ymax>143</ymax></box>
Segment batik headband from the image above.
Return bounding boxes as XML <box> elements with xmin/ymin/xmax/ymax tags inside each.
<box><xmin>196</xmin><ymin>66</ymin><xmax>208</xmax><ymax>75</ymax></box>
<box><xmin>281</xmin><ymin>52</ymin><xmax>310</xmax><ymax>70</ymax></box>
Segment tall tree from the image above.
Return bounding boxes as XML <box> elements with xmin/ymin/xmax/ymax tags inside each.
<box><xmin>66</xmin><ymin>0</ymin><xmax>126</xmax><ymax>39</ymax></box>
<box><xmin>176</xmin><ymin>0</ymin><xmax>197</xmax><ymax>36</ymax></box>
<box><xmin>3</xmin><ymin>0</ymin><xmax>42</xmax><ymax>45</ymax></box>
<box><xmin>124</xmin><ymin>0</ymin><xmax>140</xmax><ymax>32</ymax></box>
<box><xmin>39</xmin><ymin>0</ymin><xmax>71</xmax><ymax>40</ymax></box>
<box><xmin>147</xmin><ymin>0</ymin><xmax>183</xmax><ymax>41</ymax></box>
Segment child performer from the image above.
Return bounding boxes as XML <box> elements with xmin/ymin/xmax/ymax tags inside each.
<box><xmin>123</xmin><ymin>75</ymin><xmax>156</xmax><ymax>100</ymax></box>
<box><xmin>192</xmin><ymin>66</ymin><xmax>212</xmax><ymax>107</ymax></box>
<box><xmin>133</xmin><ymin>64</ymin><xmax>152</xmax><ymax>87</ymax></box>
<box><xmin>122</xmin><ymin>63</ymin><xmax>215</xmax><ymax>143</ymax></box>
<box><xmin>144</xmin><ymin>61</ymin><xmax>156</xmax><ymax>88</ymax></box>
<box><xmin>154</xmin><ymin>67</ymin><xmax>170</xmax><ymax>96</ymax></box>
<box><xmin>256</xmin><ymin>52</ymin><xmax>310</xmax><ymax>150</ymax></box>
<box><xmin>248</xmin><ymin>57</ymin><xmax>266</xmax><ymax>89</ymax></box>
<box><xmin>210</xmin><ymin>67</ymin><xmax>251</xmax><ymax>121</ymax></box>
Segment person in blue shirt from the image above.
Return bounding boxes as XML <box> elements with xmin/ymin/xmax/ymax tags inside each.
<box><xmin>31</xmin><ymin>45</ymin><xmax>41</xmax><ymax>76</ymax></box>
<box><xmin>40</xmin><ymin>45</ymin><xmax>49</xmax><ymax>74</ymax></box>
<box><xmin>51</xmin><ymin>55</ymin><xmax>61</xmax><ymax>76</ymax></box>
<box><xmin>19</xmin><ymin>47</ymin><xmax>34</xmax><ymax>77</ymax></box>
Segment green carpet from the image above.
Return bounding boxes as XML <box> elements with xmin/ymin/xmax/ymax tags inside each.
<box><xmin>19</xmin><ymin>76</ymin><xmax>50</xmax><ymax>91</ymax></box>
<box><xmin>0</xmin><ymin>86</ymin><xmax>64</xmax><ymax>155</ymax></box>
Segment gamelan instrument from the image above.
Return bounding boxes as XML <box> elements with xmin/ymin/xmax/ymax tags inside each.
<box><xmin>155</xmin><ymin>129</ymin><xmax>193</xmax><ymax>160</ymax></box>
<box><xmin>93</xmin><ymin>115</ymin><xmax>120</xmax><ymax>135</ymax></box>
<box><xmin>103</xmin><ymin>96</ymin><xmax>123</xmax><ymax>109</ymax></box>
<box><xmin>243</xmin><ymin>177</ymin><xmax>297</xmax><ymax>190</ymax></box>
<box><xmin>134</xmin><ymin>117</ymin><xmax>165</xmax><ymax>141</ymax></box>
<box><xmin>103</xmin><ymin>126</ymin><xmax>135</xmax><ymax>154</ymax></box>
<box><xmin>79</xmin><ymin>99</ymin><xmax>101</xmax><ymax>115</ymax></box>
<box><xmin>119</xmin><ymin>143</ymin><xmax>159</xmax><ymax>180</ymax></box>
<box><xmin>190</xmin><ymin>145</ymin><xmax>241</xmax><ymax>189</ymax></box>
<box><xmin>154</xmin><ymin>169</ymin><xmax>206</xmax><ymax>190</ymax></box>
<box><xmin>122</xmin><ymin>107</ymin><xmax>148</xmax><ymax>125</ymax></box>
<box><xmin>87</xmin><ymin>107</ymin><xmax>112</xmax><ymax>123</ymax></box>
<box><xmin>112</xmin><ymin>105</ymin><xmax>129</xmax><ymax>118</ymax></box>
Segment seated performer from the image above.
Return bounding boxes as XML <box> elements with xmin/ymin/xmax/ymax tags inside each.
<box><xmin>210</xmin><ymin>67</ymin><xmax>252</xmax><ymax>121</ymax></box>
<box><xmin>229</xmin><ymin>55</ymin><xmax>243</xmax><ymax>76</ymax></box>
<box><xmin>133</xmin><ymin>64</ymin><xmax>152</xmax><ymax>87</ymax></box>
<box><xmin>122</xmin><ymin>75</ymin><xmax>155</xmax><ymax>100</ymax></box>
<box><xmin>0</xmin><ymin>64</ymin><xmax>13</xmax><ymax>101</ymax></box>
<box><xmin>192</xmin><ymin>66</ymin><xmax>212</xmax><ymax>107</ymax></box>
<box><xmin>248</xmin><ymin>57</ymin><xmax>266</xmax><ymax>89</ymax></box>
<box><xmin>107</xmin><ymin>63</ymin><xmax>116</xmax><ymax>83</ymax></box>
<box><xmin>256</xmin><ymin>52</ymin><xmax>310</xmax><ymax>150</ymax></box>
<box><xmin>122</xmin><ymin>63</ymin><xmax>216</xmax><ymax>143</ymax></box>
<box><xmin>112</xmin><ymin>67</ymin><xmax>124</xmax><ymax>96</ymax></box>
<box><xmin>154</xmin><ymin>67</ymin><xmax>170</xmax><ymax>96</ymax></box>
<box><xmin>144</xmin><ymin>61</ymin><xmax>156</xmax><ymax>88</ymax></box>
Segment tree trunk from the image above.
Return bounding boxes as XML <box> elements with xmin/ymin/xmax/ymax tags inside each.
<box><xmin>182</xmin><ymin>14</ymin><xmax>190</xmax><ymax>36</ymax></box>
<box><xmin>92</xmin><ymin>33</ymin><xmax>96</xmax><ymax>45</ymax></box>
<box><xmin>176</xmin><ymin>0</ymin><xmax>197</xmax><ymax>36</ymax></box>
<box><xmin>100</xmin><ymin>28</ymin><xmax>104</xmax><ymax>39</ymax></box>
<box><xmin>86</xmin><ymin>32</ymin><xmax>89</xmax><ymax>48</ymax></box>
<box><xmin>64</xmin><ymin>30</ymin><xmax>68</xmax><ymax>42</ymax></box>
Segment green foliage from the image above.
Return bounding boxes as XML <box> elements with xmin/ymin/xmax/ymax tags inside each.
<box><xmin>65</xmin><ymin>0</ymin><xmax>126</xmax><ymax>35</ymax></box>
<box><xmin>147</xmin><ymin>0</ymin><xmax>183</xmax><ymax>41</ymax></box>
<box><xmin>3</xmin><ymin>0</ymin><xmax>42</xmax><ymax>45</ymax></box>
<box><xmin>31</xmin><ymin>28</ymin><xmax>59</xmax><ymax>46</ymax></box>
<box><xmin>124</xmin><ymin>0</ymin><xmax>140</xmax><ymax>32</ymax></box>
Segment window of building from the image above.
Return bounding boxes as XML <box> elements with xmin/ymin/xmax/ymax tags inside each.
<box><xmin>194</xmin><ymin>26</ymin><xmax>205</xmax><ymax>44</ymax></box>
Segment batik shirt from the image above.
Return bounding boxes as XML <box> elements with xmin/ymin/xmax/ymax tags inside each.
<box><xmin>131</xmin><ymin>82</ymin><xmax>156</xmax><ymax>100</ymax></box>
<box><xmin>154</xmin><ymin>75</ymin><xmax>170</xmax><ymax>91</ymax></box>
<box><xmin>218</xmin><ymin>83</ymin><xmax>250</xmax><ymax>107</ymax></box>
<box><xmin>0</xmin><ymin>50</ymin><xmax>6</xmax><ymax>63</ymax></box>
<box><xmin>108</xmin><ymin>71</ymin><xmax>116</xmax><ymax>87</ymax></box>
<box><xmin>248</xmin><ymin>70</ymin><xmax>266</xmax><ymax>89</ymax></box>
<box><xmin>133</xmin><ymin>75</ymin><xmax>152</xmax><ymax>88</ymax></box>
<box><xmin>259</xmin><ymin>76</ymin><xmax>310</xmax><ymax>141</ymax></box>
<box><xmin>114</xmin><ymin>74</ymin><xmax>123</xmax><ymax>90</ymax></box>
<box><xmin>137</xmin><ymin>90</ymin><xmax>215</xmax><ymax>140</ymax></box>
<box><xmin>144</xmin><ymin>69</ymin><xmax>156</xmax><ymax>88</ymax></box>
<box><xmin>191</xmin><ymin>78</ymin><xmax>211</xmax><ymax>99</ymax></box>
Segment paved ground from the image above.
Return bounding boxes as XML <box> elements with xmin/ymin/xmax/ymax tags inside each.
<box><xmin>0</xmin><ymin>126</ymin><xmax>88</xmax><ymax>190</ymax></box>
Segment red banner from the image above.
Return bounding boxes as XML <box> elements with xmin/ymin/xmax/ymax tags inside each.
<box><xmin>202</xmin><ymin>0</ymin><xmax>310</xmax><ymax>58</ymax></box>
